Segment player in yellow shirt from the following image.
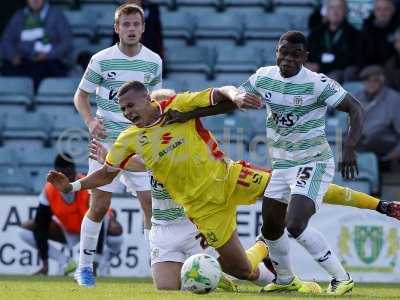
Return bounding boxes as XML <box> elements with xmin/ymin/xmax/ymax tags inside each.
<box><xmin>47</xmin><ymin>81</ymin><xmax>400</xmax><ymax>291</ymax></box>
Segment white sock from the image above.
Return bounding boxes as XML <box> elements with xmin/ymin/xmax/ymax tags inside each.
<box><xmin>253</xmin><ymin>263</ymin><xmax>276</xmax><ymax>286</ymax></box>
<box><xmin>265</xmin><ymin>231</ymin><xmax>294</xmax><ymax>284</ymax></box>
<box><xmin>106</xmin><ymin>235</ymin><xmax>123</xmax><ymax>255</ymax></box>
<box><xmin>79</xmin><ymin>216</ymin><xmax>102</xmax><ymax>269</ymax></box>
<box><xmin>18</xmin><ymin>227</ymin><xmax>68</xmax><ymax>264</ymax></box>
<box><xmin>296</xmin><ymin>226</ymin><xmax>348</xmax><ymax>281</ymax></box>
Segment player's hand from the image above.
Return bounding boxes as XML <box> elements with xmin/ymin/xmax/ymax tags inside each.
<box><xmin>339</xmin><ymin>144</ymin><xmax>358</xmax><ymax>180</ymax></box>
<box><xmin>161</xmin><ymin>110</ymin><xmax>191</xmax><ymax>125</ymax></box>
<box><xmin>47</xmin><ymin>170</ymin><xmax>72</xmax><ymax>193</ymax></box>
<box><xmin>233</xmin><ymin>92</ymin><xmax>262</xmax><ymax>109</ymax></box>
<box><xmin>87</xmin><ymin>117</ymin><xmax>107</xmax><ymax>139</ymax></box>
<box><xmin>89</xmin><ymin>139</ymin><xmax>107</xmax><ymax>164</ymax></box>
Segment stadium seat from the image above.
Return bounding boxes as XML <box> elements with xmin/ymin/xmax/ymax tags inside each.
<box><xmin>357</xmin><ymin>152</ymin><xmax>380</xmax><ymax>195</ymax></box>
<box><xmin>0</xmin><ymin>146</ymin><xmax>20</xmax><ymax>167</ymax></box>
<box><xmin>174</xmin><ymin>0</ymin><xmax>224</xmax><ymax>11</ymax></box>
<box><xmin>3</xmin><ymin>112</ymin><xmax>53</xmax><ymax>144</ymax></box>
<box><xmin>224</xmin><ymin>0</ymin><xmax>274</xmax><ymax>12</ymax></box>
<box><xmin>83</xmin><ymin>4</ymin><xmax>118</xmax><ymax>37</ymax></box>
<box><xmin>343</xmin><ymin>81</ymin><xmax>363</xmax><ymax>96</ymax></box>
<box><xmin>333</xmin><ymin>174</ymin><xmax>372</xmax><ymax>194</ymax></box>
<box><xmin>0</xmin><ymin>167</ymin><xmax>32</xmax><ymax>193</ymax></box>
<box><xmin>64</xmin><ymin>10</ymin><xmax>97</xmax><ymax>39</ymax></box>
<box><xmin>19</xmin><ymin>147</ymin><xmax>59</xmax><ymax>167</ymax></box>
<box><xmin>164</xmin><ymin>74</ymin><xmax>213</xmax><ymax>91</ymax></box>
<box><xmin>244</xmin><ymin>12</ymin><xmax>291</xmax><ymax>41</ymax></box>
<box><xmin>161</xmin><ymin>9</ymin><xmax>196</xmax><ymax>44</ymax></box>
<box><xmin>325</xmin><ymin>112</ymin><xmax>348</xmax><ymax>144</ymax></box>
<box><xmin>35</xmin><ymin>77</ymin><xmax>81</xmax><ymax>105</ymax></box>
<box><xmin>165</xmin><ymin>46</ymin><xmax>214</xmax><ymax>78</ymax></box>
<box><xmin>0</xmin><ymin>77</ymin><xmax>34</xmax><ymax>109</ymax></box>
<box><xmin>214</xmin><ymin>46</ymin><xmax>264</xmax><ymax>73</ymax></box>
<box><xmin>194</xmin><ymin>12</ymin><xmax>246</xmax><ymax>45</ymax></box>
<box><xmin>273</xmin><ymin>0</ymin><xmax>318</xmax><ymax>7</ymax></box>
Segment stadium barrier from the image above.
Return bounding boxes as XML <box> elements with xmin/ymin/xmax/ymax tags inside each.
<box><xmin>0</xmin><ymin>196</ymin><xmax>399</xmax><ymax>282</ymax></box>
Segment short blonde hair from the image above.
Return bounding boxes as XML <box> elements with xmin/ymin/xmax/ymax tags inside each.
<box><xmin>115</xmin><ymin>4</ymin><xmax>145</xmax><ymax>25</ymax></box>
<box><xmin>151</xmin><ymin>89</ymin><xmax>177</xmax><ymax>102</ymax></box>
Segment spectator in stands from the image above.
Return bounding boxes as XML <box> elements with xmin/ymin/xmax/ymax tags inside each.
<box><xmin>308</xmin><ymin>0</ymin><xmax>374</xmax><ymax>31</ymax></box>
<box><xmin>17</xmin><ymin>153</ymin><xmax>123</xmax><ymax>276</ymax></box>
<box><xmin>355</xmin><ymin>65</ymin><xmax>400</xmax><ymax>165</ymax></box>
<box><xmin>361</xmin><ymin>0</ymin><xmax>400</xmax><ymax>66</ymax></box>
<box><xmin>0</xmin><ymin>0</ymin><xmax>72</xmax><ymax>90</ymax></box>
<box><xmin>383</xmin><ymin>27</ymin><xmax>400</xmax><ymax>90</ymax></box>
<box><xmin>307</xmin><ymin>0</ymin><xmax>362</xmax><ymax>82</ymax></box>
<box><xmin>112</xmin><ymin>0</ymin><xmax>164</xmax><ymax>59</ymax></box>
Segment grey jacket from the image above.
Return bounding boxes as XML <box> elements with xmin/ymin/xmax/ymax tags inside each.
<box><xmin>355</xmin><ymin>86</ymin><xmax>400</xmax><ymax>155</ymax></box>
<box><xmin>0</xmin><ymin>4</ymin><xmax>72</xmax><ymax>61</ymax></box>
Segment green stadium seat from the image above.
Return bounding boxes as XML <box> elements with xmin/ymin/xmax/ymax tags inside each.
<box><xmin>161</xmin><ymin>9</ymin><xmax>196</xmax><ymax>44</ymax></box>
<box><xmin>0</xmin><ymin>167</ymin><xmax>32</xmax><ymax>193</ymax></box>
<box><xmin>35</xmin><ymin>77</ymin><xmax>81</xmax><ymax>105</ymax></box>
<box><xmin>0</xmin><ymin>77</ymin><xmax>34</xmax><ymax>109</ymax></box>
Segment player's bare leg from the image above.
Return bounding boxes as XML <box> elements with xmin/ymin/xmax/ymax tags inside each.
<box><xmin>216</xmin><ymin>230</ymin><xmax>267</xmax><ymax>281</ymax></box>
<box><xmin>152</xmin><ymin>262</ymin><xmax>182</xmax><ymax>290</ymax></box>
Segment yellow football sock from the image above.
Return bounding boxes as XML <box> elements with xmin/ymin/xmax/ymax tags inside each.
<box><xmin>246</xmin><ymin>242</ymin><xmax>269</xmax><ymax>271</ymax></box>
<box><xmin>323</xmin><ymin>184</ymin><xmax>380</xmax><ymax>210</ymax></box>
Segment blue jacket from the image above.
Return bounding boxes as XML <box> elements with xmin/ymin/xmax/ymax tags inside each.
<box><xmin>1</xmin><ymin>4</ymin><xmax>72</xmax><ymax>62</ymax></box>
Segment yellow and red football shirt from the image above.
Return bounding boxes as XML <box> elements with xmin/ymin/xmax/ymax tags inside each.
<box><xmin>106</xmin><ymin>88</ymin><xmax>243</xmax><ymax>218</ymax></box>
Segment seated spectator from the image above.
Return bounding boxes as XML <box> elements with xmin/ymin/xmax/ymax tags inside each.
<box><xmin>17</xmin><ymin>153</ymin><xmax>124</xmax><ymax>276</ymax></box>
<box><xmin>355</xmin><ymin>65</ymin><xmax>400</xmax><ymax>166</ymax></box>
<box><xmin>307</xmin><ymin>0</ymin><xmax>362</xmax><ymax>82</ymax></box>
<box><xmin>112</xmin><ymin>0</ymin><xmax>164</xmax><ymax>59</ymax></box>
<box><xmin>308</xmin><ymin>0</ymin><xmax>373</xmax><ymax>31</ymax></box>
<box><xmin>0</xmin><ymin>0</ymin><xmax>72</xmax><ymax>90</ymax></box>
<box><xmin>383</xmin><ymin>27</ymin><xmax>400</xmax><ymax>90</ymax></box>
<box><xmin>361</xmin><ymin>0</ymin><xmax>400</xmax><ymax>66</ymax></box>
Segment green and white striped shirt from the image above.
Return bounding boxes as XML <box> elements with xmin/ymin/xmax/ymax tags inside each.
<box><xmin>79</xmin><ymin>44</ymin><xmax>162</xmax><ymax>142</ymax></box>
<box><xmin>241</xmin><ymin>66</ymin><xmax>346</xmax><ymax>169</ymax></box>
<box><xmin>150</xmin><ymin>173</ymin><xmax>187</xmax><ymax>225</ymax></box>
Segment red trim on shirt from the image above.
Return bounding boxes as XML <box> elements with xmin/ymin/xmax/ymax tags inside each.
<box><xmin>195</xmin><ymin>119</ymin><xmax>224</xmax><ymax>160</ymax></box>
<box><xmin>118</xmin><ymin>153</ymin><xmax>136</xmax><ymax>169</ymax></box>
<box><xmin>159</xmin><ymin>95</ymin><xmax>177</xmax><ymax>111</ymax></box>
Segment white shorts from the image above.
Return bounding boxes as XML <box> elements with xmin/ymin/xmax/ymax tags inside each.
<box><xmin>149</xmin><ymin>219</ymin><xmax>219</xmax><ymax>266</ymax></box>
<box><xmin>88</xmin><ymin>142</ymin><xmax>150</xmax><ymax>193</ymax></box>
<box><xmin>264</xmin><ymin>159</ymin><xmax>335</xmax><ymax>209</ymax></box>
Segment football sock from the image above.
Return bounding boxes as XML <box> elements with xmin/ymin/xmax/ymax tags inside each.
<box><xmin>324</xmin><ymin>184</ymin><xmax>379</xmax><ymax>210</ymax></box>
<box><xmin>246</xmin><ymin>241</ymin><xmax>268</xmax><ymax>271</ymax></box>
<box><xmin>253</xmin><ymin>263</ymin><xmax>276</xmax><ymax>286</ymax></box>
<box><xmin>265</xmin><ymin>232</ymin><xmax>294</xmax><ymax>284</ymax></box>
<box><xmin>296</xmin><ymin>226</ymin><xmax>348</xmax><ymax>281</ymax></box>
<box><xmin>18</xmin><ymin>228</ymin><xmax>68</xmax><ymax>264</ymax></box>
<box><xmin>79</xmin><ymin>215</ymin><xmax>102</xmax><ymax>269</ymax></box>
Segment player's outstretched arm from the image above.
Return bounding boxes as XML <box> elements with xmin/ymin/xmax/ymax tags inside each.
<box><xmin>335</xmin><ymin>93</ymin><xmax>365</xmax><ymax>179</ymax></box>
<box><xmin>89</xmin><ymin>139</ymin><xmax>146</xmax><ymax>172</ymax></box>
<box><xmin>47</xmin><ymin>165</ymin><xmax>119</xmax><ymax>193</ymax></box>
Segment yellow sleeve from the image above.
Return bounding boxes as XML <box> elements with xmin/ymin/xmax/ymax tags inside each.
<box><xmin>105</xmin><ymin>129</ymin><xmax>136</xmax><ymax>169</ymax></box>
<box><xmin>171</xmin><ymin>88</ymin><xmax>215</xmax><ymax>112</ymax></box>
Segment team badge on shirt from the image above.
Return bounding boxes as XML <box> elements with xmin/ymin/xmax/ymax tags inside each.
<box><xmin>144</xmin><ymin>73</ymin><xmax>152</xmax><ymax>84</ymax></box>
<box><xmin>293</xmin><ymin>96</ymin><xmax>303</xmax><ymax>106</ymax></box>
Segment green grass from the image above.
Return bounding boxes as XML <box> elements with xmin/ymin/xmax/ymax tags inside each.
<box><xmin>0</xmin><ymin>276</ymin><xmax>399</xmax><ymax>300</ymax></box>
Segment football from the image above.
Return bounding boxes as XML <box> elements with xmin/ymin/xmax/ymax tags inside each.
<box><xmin>180</xmin><ymin>254</ymin><xmax>222</xmax><ymax>294</ymax></box>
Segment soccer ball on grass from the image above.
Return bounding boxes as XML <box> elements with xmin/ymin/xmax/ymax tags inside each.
<box><xmin>180</xmin><ymin>254</ymin><xmax>222</xmax><ymax>294</ymax></box>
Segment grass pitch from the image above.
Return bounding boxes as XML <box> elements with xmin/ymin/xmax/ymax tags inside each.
<box><xmin>0</xmin><ymin>276</ymin><xmax>399</xmax><ymax>300</ymax></box>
